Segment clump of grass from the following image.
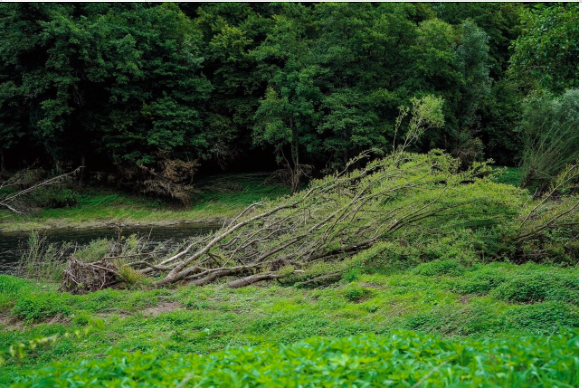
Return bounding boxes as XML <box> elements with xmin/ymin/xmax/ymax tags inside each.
<box><xmin>451</xmin><ymin>263</ymin><xmax>578</xmax><ymax>304</ymax></box>
<box><xmin>17</xmin><ymin>232</ymin><xmax>67</xmax><ymax>283</ymax></box>
<box><xmin>12</xmin><ymin>293</ymin><xmax>73</xmax><ymax>322</ymax></box>
<box><xmin>344</xmin><ymin>287</ymin><xmax>372</xmax><ymax>303</ymax></box>
<box><xmin>491</xmin><ymin>272</ymin><xmax>578</xmax><ymax>304</ymax></box>
<box><xmin>501</xmin><ymin>301</ymin><xmax>579</xmax><ymax>334</ymax></box>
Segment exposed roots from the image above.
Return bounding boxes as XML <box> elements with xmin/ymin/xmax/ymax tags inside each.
<box><xmin>60</xmin><ymin>257</ymin><xmax>121</xmax><ymax>294</ymax></box>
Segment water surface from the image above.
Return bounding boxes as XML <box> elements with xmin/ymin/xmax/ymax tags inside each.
<box><xmin>0</xmin><ymin>224</ymin><xmax>215</xmax><ymax>274</ymax></box>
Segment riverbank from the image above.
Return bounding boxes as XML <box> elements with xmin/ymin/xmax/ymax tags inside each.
<box><xmin>0</xmin><ymin>261</ymin><xmax>578</xmax><ymax>385</ymax></box>
<box><xmin>0</xmin><ymin>174</ymin><xmax>289</xmax><ymax>233</ymax></box>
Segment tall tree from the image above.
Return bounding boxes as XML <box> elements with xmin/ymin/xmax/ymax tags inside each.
<box><xmin>251</xmin><ymin>5</ymin><xmax>324</xmax><ymax>193</ymax></box>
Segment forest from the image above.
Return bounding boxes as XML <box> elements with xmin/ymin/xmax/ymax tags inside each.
<box><xmin>0</xmin><ymin>2</ymin><xmax>579</xmax><ymax>387</ymax></box>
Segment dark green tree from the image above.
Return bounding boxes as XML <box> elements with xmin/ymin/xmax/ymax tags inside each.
<box><xmin>509</xmin><ymin>3</ymin><xmax>579</xmax><ymax>93</ymax></box>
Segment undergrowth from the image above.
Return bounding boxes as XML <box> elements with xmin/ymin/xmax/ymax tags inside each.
<box><xmin>0</xmin><ymin>259</ymin><xmax>578</xmax><ymax>385</ymax></box>
<box><xmin>12</xmin><ymin>330</ymin><xmax>578</xmax><ymax>387</ymax></box>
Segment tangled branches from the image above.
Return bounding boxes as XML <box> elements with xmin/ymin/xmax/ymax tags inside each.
<box><xmin>108</xmin><ymin>150</ymin><xmax>489</xmax><ymax>288</ymax></box>
<box><xmin>61</xmin><ymin>257</ymin><xmax>121</xmax><ymax>294</ymax></box>
<box><xmin>58</xmin><ymin>151</ymin><xmax>578</xmax><ymax>292</ymax></box>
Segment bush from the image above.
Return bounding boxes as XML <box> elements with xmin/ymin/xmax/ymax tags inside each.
<box><xmin>491</xmin><ymin>272</ymin><xmax>578</xmax><ymax>304</ymax></box>
<box><xmin>519</xmin><ymin>89</ymin><xmax>579</xmax><ymax>190</ymax></box>
<box><xmin>15</xmin><ymin>330</ymin><xmax>579</xmax><ymax>387</ymax></box>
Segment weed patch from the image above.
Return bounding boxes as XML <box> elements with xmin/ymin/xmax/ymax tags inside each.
<box><xmin>13</xmin><ymin>330</ymin><xmax>578</xmax><ymax>387</ymax></box>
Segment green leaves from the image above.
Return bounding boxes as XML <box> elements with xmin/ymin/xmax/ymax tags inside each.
<box><xmin>509</xmin><ymin>3</ymin><xmax>579</xmax><ymax>92</ymax></box>
<box><xmin>15</xmin><ymin>330</ymin><xmax>579</xmax><ymax>387</ymax></box>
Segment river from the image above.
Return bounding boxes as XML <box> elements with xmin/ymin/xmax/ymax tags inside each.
<box><xmin>0</xmin><ymin>224</ymin><xmax>216</xmax><ymax>274</ymax></box>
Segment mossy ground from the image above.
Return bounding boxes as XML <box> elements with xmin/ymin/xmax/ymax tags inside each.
<box><xmin>0</xmin><ymin>261</ymin><xmax>577</xmax><ymax>385</ymax></box>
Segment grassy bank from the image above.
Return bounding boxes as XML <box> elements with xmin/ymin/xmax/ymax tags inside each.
<box><xmin>0</xmin><ymin>260</ymin><xmax>578</xmax><ymax>385</ymax></box>
<box><xmin>0</xmin><ymin>174</ymin><xmax>289</xmax><ymax>233</ymax></box>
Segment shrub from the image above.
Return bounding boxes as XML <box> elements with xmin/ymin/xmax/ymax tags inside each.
<box><xmin>519</xmin><ymin>89</ymin><xmax>579</xmax><ymax>190</ymax></box>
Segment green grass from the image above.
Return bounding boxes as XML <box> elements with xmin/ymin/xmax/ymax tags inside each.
<box><xmin>12</xmin><ymin>330</ymin><xmax>578</xmax><ymax>387</ymax></box>
<box><xmin>0</xmin><ymin>262</ymin><xmax>578</xmax><ymax>385</ymax></box>
<box><xmin>492</xmin><ymin>166</ymin><xmax>522</xmax><ymax>187</ymax></box>
<box><xmin>0</xmin><ymin>174</ymin><xmax>289</xmax><ymax>232</ymax></box>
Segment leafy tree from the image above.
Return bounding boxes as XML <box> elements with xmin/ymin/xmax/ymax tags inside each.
<box><xmin>509</xmin><ymin>3</ymin><xmax>579</xmax><ymax>93</ymax></box>
<box><xmin>253</xmin><ymin>64</ymin><xmax>323</xmax><ymax>194</ymax></box>
<box><xmin>519</xmin><ymin>89</ymin><xmax>579</xmax><ymax>190</ymax></box>
<box><xmin>0</xmin><ymin>3</ymin><xmax>212</xmax><ymax>169</ymax></box>
<box><xmin>194</xmin><ymin>3</ymin><xmax>274</xmax><ymax>167</ymax></box>
<box><xmin>480</xmin><ymin>79</ymin><xmax>523</xmax><ymax>166</ymax></box>
<box><xmin>433</xmin><ymin>2</ymin><xmax>522</xmax><ymax>79</ymax></box>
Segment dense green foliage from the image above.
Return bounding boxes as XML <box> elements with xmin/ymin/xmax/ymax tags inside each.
<box><xmin>0</xmin><ymin>257</ymin><xmax>579</xmax><ymax>385</ymax></box>
<box><xmin>0</xmin><ymin>2</ymin><xmax>577</xmax><ymax>185</ymax></box>
<box><xmin>509</xmin><ymin>3</ymin><xmax>579</xmax><ymax>93</ymax></box>
<box><xmin>0</xmin><ymin>3</ymin><xmax>578</xmax><ymax>386</ymax></box>
<box><xmin>11</xmin><ymin>330</ymin><xmax>579</xmax><ymax>387</ymax></box>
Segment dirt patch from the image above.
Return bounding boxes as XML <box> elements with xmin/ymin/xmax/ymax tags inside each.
<box><xmin>0</xmin><ymin>312</ymin><xmax>25</xmax><ymax>331</ymax></box>
<box><xmin>142</xmin><ymin>302</ymin><xmax>182</xmax><ymax>316</ymax></box>
<box><xmin>45</xmin><ymin>314</ymin><xmax>71</xmax><ymax>325</ymax></box>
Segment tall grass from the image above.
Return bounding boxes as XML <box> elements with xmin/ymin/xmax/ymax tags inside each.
<box><xmin>17</xmin><ymin>232</ymin><xmax>66</xmax><ymax>283</ymax></box>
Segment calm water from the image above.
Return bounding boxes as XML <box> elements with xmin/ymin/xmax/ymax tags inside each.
<box><xmin>0</xmin><ymin>224</ymin><xmax>216</xmax><ymax>274</ymax></box>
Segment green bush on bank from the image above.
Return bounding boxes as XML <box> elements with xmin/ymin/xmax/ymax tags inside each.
<box><xmin>451</xmin><ymin>263</ymin><xmax>579</xmax><ymax>304</ymax></box>
<box><xmin>13</xmin><ymin>330</ymin><xmax>578</xmax><ymax>388</ymax></box>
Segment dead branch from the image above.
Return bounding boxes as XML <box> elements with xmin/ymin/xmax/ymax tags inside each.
<box><xmin>0</xmin><ymin>167</ymin><xmax>82</xmax><ymax>215</ymax></box>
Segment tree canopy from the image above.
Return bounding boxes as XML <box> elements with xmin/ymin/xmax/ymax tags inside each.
<box><xmin>0</xmin><ymin>2</ymin><xmax>578</xmax><ymax>188</ymax></box>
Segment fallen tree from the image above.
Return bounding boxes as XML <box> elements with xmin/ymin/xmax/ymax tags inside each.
<box><xmin>0</xmin><ymin>167</ymin><xmax>82</xmax><ymax>215</ymax></box>
<box><xmin>60</xmin><ymin>148</ymin><xmax>507</xmax><ymax>292</ymax></box>
<box><xmin>60</xmin><ymin>150</ymin><xmax>578</xmax><ymax>293</ymax></box>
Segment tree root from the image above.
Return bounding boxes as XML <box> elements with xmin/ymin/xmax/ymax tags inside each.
<box><xmin>60</xmin><ymin>257</ymin><xmax>121</xmax><ymax>295</ymax></box>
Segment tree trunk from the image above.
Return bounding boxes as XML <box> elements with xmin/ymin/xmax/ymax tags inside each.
<box><xmin>79</xmin><ymin>155</ymin><xmax>86</xmax><ymax>187</ymax></box>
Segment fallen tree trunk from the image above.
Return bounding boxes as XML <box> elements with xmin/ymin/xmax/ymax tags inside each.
<box><xmin>117</xmin><ymin>150</ymin><xmax>491</xmax><ymax>288</ymax></box>
<box><xmin>0</xmin><ymin>167</ymin><xmax>82</xmax><ymax>215</ymax></box>
<box><xmin>58</xmin><ymin>151</ymin><xmax>578</xmax><ymax>291</ymax></box>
